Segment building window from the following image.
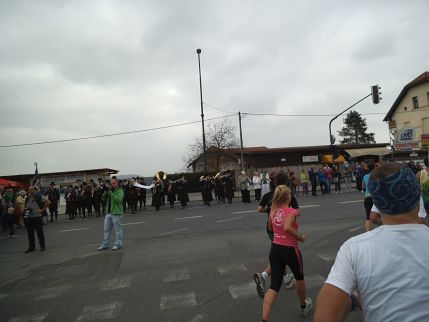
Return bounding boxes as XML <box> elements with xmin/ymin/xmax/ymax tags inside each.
<box><xmin>412</xmin><ymin>96</ymin><xmax>419</xmax><ymax>108</ymax></box>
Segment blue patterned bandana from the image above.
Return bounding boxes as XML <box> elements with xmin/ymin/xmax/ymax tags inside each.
<box><xmin>368</xmin><ymin>167</ymin><xmax>420</xmax><ymax>215</ymax></box>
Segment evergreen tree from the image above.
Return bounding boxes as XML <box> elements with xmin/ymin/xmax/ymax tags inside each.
<box><xmin>337</xmin><ymin>110</ymin><xmax>376</xmax><ymax>144</ymax></box>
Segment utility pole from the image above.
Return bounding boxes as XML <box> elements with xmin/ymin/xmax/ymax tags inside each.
<box><xmin>238</xmin><ymin>111</ymin><xmax>244</xmax><ymax>171</ymax></box>
<box><xmin>196</xmin><ymin>49</ymin><xmax>208</xmax><ymax>173</ymax></box>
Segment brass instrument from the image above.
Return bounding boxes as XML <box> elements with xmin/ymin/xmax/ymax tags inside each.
<box><xmin>156</xmin><ymin>171</ymin><xmax>167</xmax><ymax>181</ymax></box>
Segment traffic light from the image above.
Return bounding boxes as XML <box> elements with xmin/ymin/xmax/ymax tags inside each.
<box><xmin>371</xmin><ymin>85</ymin><xmax>381</xmax><ymax>104</ymax></box>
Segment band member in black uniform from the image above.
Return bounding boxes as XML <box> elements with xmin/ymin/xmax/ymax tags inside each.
<box><xmin>162</xmin><ymin>179</ymin><xmax>167</xmax><ymax>208</ymax></box>
<box><xmin>45</xmin><ymin>182</ymin><xmax>60</xmax><ymax>222</ymax></box>
<box><xmin>214</xmin><ymin>174</ymin><xmax>225</xmax><ymax>203</ymax></box>
<box><xmin>80</xmin><ymin>182</ymin><xmax>88</xmax><ymax>218</ymax></box>
<box><xmin>167</xmin><ymin>181</ymin><xmax>176</xmax><ymax>208</ymax></box>
<box><xmin>176</xmin><ymin>176</ymin><xmax>189</xmax><ymax>209</ymax></box>
<box><xmin>224</xmin><ymin>170</ymin><xmax>234</xmax><ymax>204</ymax></box>
<box><xmin>128</xmin><ymin>178</ymin><xmax>138</xmax><ymax>214</ymax></box>
<box><xmin>65</xmin><ymin>185</ymin><xmax>75</xmax><ymax>220</ymax></box>
<box><xmin>137</xmin><ymin>177</ymin><xmax>147</xmax><ymax>209</ymax></box>
<box><xmin>151</xmin><ymin>177</ymin><xmax>163</xmax><ymax>211</ymax></box>
<box><xmin>121</xmin><ymin>180</ymin><xmax>129</xmax><ymax>212</ymax></box>
<box><xmin>98</xmin><ymin>178</ymin><xmax>107</xmax><ymax>216</ymax></box>
<box><xmin>93</xmin><ymin>184</ymin><xmax>102</xmax><ymax>217</ymax></box>
<box><xmin>201</xmin><ymin>174</ymin><xmax>214</xmax><ymax>206</ymax></box>
<box><xmin>85</xmin><ymin>180</ymin><xmax>94</xmax><ymax>217</ymax></box>
<box><xmin>74</xmin><ymin>185</ymin><xmax>82</xmax><ymax>217</ymax></box>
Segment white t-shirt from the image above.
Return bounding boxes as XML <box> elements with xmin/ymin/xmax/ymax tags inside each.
<box><xmin>370</xmin><ymin>197</ymin><xmax>427</xmax><ymax>218</ymax></box>
<box><xmin>325</xmin><ymin>224</ymin><xmax>429</xmax><ymax>322</ymax></box>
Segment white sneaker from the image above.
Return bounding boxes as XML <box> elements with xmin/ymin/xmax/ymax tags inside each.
<box><xmin>299</xmin><ymin>298</ymin><xmax>313</xmax><ymax>317</ymax></box>
<box><xmin>253</xmin><ymin>273</ymin><xmax>266</xmax><ymax>299</ymax></box>
<box><xmin>283</xmin><ymin>273</ymin><xmax>295</xmax><ymax>288</ymax></box>
<box><xmin>111</xmin><ymin>245</ymin><xmax>122</xmax><ymax>250</ymax></box>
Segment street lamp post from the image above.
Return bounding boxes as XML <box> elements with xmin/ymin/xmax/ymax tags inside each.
<box><xmin>196</xmin><ymin>49</ymin><xmax>208</xmax><ymax>173</ymax></box>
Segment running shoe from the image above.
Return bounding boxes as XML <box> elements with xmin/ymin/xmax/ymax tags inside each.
<box><xmin>283</xmin><ymin>273</ymin><xmax>295</xmax><ymax>289</ymax></box>
<box><xmin>253</xmin><ymin>273</ymin><xmax>266</xmax><ymax>299</ymax></box>
<box><xmin>299</xmin><ymin>298</ymin><xmax>313</xmax><ymax>317</ymax></box>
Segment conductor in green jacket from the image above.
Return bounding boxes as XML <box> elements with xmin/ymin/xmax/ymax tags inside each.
<box><xmin>98</xmin><ymin>177</ymin><xmax>125</xmax><ymax>251</ymax></box>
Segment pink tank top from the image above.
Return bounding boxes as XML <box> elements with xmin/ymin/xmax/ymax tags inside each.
<box><xmin>271</xmin><ymin>206</ymin><xmax>299</xmax><ymax>247</ymax></box>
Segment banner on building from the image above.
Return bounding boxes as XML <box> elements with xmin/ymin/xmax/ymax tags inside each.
<box><xmin>421</xmin><ymin>134</ymin><xmax>429</xmax><ymax>148</ymax></box>
<box><xmin>394</xmin><ymin>128</ymin><xmax>419</xmax><ymax>150</ymax></box>
<box><xmin>302</xmin><ymin>155</ymin><xmax>319</xmax><ymax>163</ymax></box>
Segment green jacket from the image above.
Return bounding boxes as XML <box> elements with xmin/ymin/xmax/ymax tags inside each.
<box><xmin>103</xmin><ymin>188</ymin><xmax>124</xmax><ymax>215</ymax></box>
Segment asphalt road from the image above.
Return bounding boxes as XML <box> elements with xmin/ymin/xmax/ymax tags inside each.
<box><xmin>0</xmin><ymin>192</ymin><xmax>368</xmax><ymax>322</ymax></box>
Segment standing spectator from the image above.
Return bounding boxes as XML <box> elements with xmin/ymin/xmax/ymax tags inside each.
<box><xmin>15</xmin><ymin>190</ymin><xmax>26</xmax><ymax>227</ymax></box>
<box><xmin>45</xmin><ymin>182</ymin><xmax>60</xmax><ymax>222</ymax></box>
<box><xmin>5</xmin><ymin>189</ymin><xmax>16</xmax><ymax>237</ymax></box>
<box><xmin>253</xmin><ymin>171</ymin><xmax>262</xmax><ymax>202</ymax></box>
<box><xmin>223</xmin><ymin>170</ymin><xmax>234</xmax><ymax>204</ymax></box>
<box><xmin>300</xmin><ymin>169</ymin><xmax>309</xmax><ymax>197</ymax></box>
<box><xmin>416</xmin><ymin>157</ymin><xmax>429</xmax><ymax>213</ymax></box>
<box><xmin>342</xmin><ymin>161</ymin><xmax>352</xmax><ymax>192</ymax></box>
<box><xmin>98</xmin><ymin>177</ymin><xmax>125</xmax><ymax>251</ymax></box>
<box><xmin>238</xmin><ymin>171</ymin><xmax>251</xmax><ymax>203</ymax></box>
<box><xmin>317</xmin><ymin>167</ymin><xmax>328</xmax><ymax>195</ymax></box>
<box><xmin>0</xmin><ymin>186</ymin><xmax>5</xmax><ymax>231</ymax></box>
<box><xmin>24</xmin><ymin>185</ymin><xmax>50</xmax><ymax>253</ymax></box>
<box><xmin>332</xmin><ymin>165</ymin><xmax>342</xmax><ymax>193</ymax></box>
<box><xmin>308</xmin><ymin>166</ymin><xmax>318</xmax><ymax>196</ymax></box>
<box><xmin>260</xmin><ymin>170</ymin><xmax>271</xmax><ymax>198</ymax></box>
<box><xmin>324</xmin><ymin>164</ymin><xmax>333</xmax><ymax>194</ymax></box>
<box><xmin>355</xmin><ymin>162</ymin><xmax>365</xmax><ymax>192</ymax></box>
<box><xmin>315</xmin><ymin>163</ymin><xmax>429</xmax><ymax>322</ymax></box>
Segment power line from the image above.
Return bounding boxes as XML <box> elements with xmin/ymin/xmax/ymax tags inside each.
<box><xmin>242</xmin><ymin>112</ymin><xmax>386</xmax><ymax>117</ymax></box>
<box><xmin>203</xmin><ymin>102</ymin><xmax>236</xmax><ymax>114</ymax></box>
<box><xmin>0</xmin><ymin>114</ymin><xmax>236</xmax><ymax>148</ymax></box>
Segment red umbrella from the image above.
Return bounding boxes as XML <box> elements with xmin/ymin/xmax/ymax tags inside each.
<box><xmin>0</xmin><ymin>178</ymin><xmax>26</xmax><ymax>188</ymax></box>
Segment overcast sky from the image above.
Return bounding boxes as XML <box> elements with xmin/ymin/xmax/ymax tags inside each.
<box><xmin>1</xmin><ymin>0</ymin><xmax>428</xmax><ymax>176</ymax></box>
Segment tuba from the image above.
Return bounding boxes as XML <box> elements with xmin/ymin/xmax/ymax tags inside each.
<box><xmin>156</xmin><ymin>171</ymin><xmax>167</xmax><ymax>181</ymax></box>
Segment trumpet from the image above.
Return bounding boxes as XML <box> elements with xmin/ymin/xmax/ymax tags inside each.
<box><xmin>155</xmin><ymin>171</ymin><xmax>167</xmax><ymax>181</ymax></box>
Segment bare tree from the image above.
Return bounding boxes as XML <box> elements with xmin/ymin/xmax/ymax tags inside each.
<box><xmin>184</xmin><ymin>119</ymin><xmax>239</xmax><ymax>172</ymax></box>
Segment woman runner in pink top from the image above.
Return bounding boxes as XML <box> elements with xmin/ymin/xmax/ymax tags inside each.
<box><xmin>262</xmin><ymin>185</ymin><xmax>312</xmax><ymax>321</ymax></box>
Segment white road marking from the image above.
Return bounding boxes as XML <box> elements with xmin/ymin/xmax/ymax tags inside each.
<box><xmin>58</xmin><ymin>228</ymin><xmax>89</xmax><ymax>233</ymax></box>
<box><xmin>76</xmin><ymin>302</ymin><xmax>123</xmax><ymax>321</ymax></box>
<box><xmin>8</xmin><ymin>312</ymin><xmax>49</xmax><ymax>322</ymax></box>
<box><xmin>218</xmin><ymin>263</ymin><xmax>247</xmax><ymax>275</ymax></box>
<box><xmin>36</xmin><ymin>285</ymin><xmax>71</xmax><ymax>300</ymax></box>
<box><xmin>160</xmin><ymin>228</ymin><xmax>188</xmax><ymax>236</ymax></box>
<box><xmin>188</xmin><ymin>314</ymin><xmax>206</xmax><ymax>322</ymax></box>
<box><xmin>305</xmin><ymin>274</ymin><xmax>326</xmax><ymax>288</ymax></box>
<box><xmin>349</xmin><ymin>225</ymin><xmax>362</xmax><ymax>232</ymax></box>
<box><xmin>100</xmin><ymin>277</ymin><xmax>133</xmax><ymax>291</ymax></box>
<box><xmin>160</xmin><ymin>292</ymin><xmax>197</xmax><ymax>311</ymax></box>
<box><xmin>338</xmin><ymin>200</ymin><xmax>363</xmax><ymax>204</ymax></box>
<box><xmin>300</xmin><ymin>204</ymin><xmax>320</xmax><ymax>208</ymax></box>
<box><xmin>187</xmin><ymin>206</ymin><xmax>206</xmax><ymax>210</ymax></box>
<box><xmin>162</xmin><ymin>269</ymin><xmax>191</xmax><ymax>283</ymax></box>
<box><xmin>175</xmin><ymin>216</ymin><xmax>203</xmax><ymax>220</ymax></box>
<box><xmin>217</xmin><ymin>216</ymin><xmax>243</xmax><ymax>223</ymax></box>
<box><xmin>121</xmin><ymin>221</ymin><xmax>146</xmax><ymax>226</ymax></box>
<box><xmin>228</xmin><ymin>281</ymin><xmax>256</xmax><ymax>300</ymax></box>
<box><xmin>231</xmin><ymin>210</ymin><xmax>257</xmax><ymax>215</ymax></box>
<box><xmin>318</xmin><ymin>253</ymin><xmax>337</xmax><ymax>262</ymax></box>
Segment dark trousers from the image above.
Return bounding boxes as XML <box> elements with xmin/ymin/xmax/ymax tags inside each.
<box><xmin>356</xmin><ymin>176</ymin><xmax>363</xmax><ymax>191</ymax></box>
<box><xmin>129</xmin><ymin>198</ymin><xmax>138</xmax><ymax>212</ymax></box>
<box><xmin>138</xmin><ymin>196</ymin><xmax>146</xmax><ymax>208</ymax></box>
<box><xmin>86</xmin><ymin>200</ymin><xmax>93</xmax><ymax>216</ymax></box>
<box><xmin>25</xmin><ymin>217</ymin><xmax>45</xmax><ymax>250</ymax></box>
<box><xmin>93</xmin><ymin>199</ymin><xmax>101</xmax><ymax>217</ymax></box>
<box><xmin>7</xmin><ymin>214</ymin><xmax>15</xmax><ymax>236</ymax></box>
<box><xmin>254</xmin><ymin>188</ymin><xmax>261</xmax><ymax>201</ymax></box>
<box><xmin>48</xmin><ymin>202</ymin><xmax>58</xmax><ymax>221</ymax></box>
<box><xmin>311</xmin><ymin>181</ymin><xmax>317</xmax><ymax>196</ymax></box>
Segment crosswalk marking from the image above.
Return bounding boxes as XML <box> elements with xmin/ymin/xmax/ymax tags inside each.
<box><xmin>36</xmin><ymin>285</ymin><xmax>70</xmax><ymax>300</ymax></box>
<box><xmin>338</xmin><ymin>200</ymin><xmax>362</xmax><ymax>204</ymax></box>
<box><xmin>8</xmin><ymin>312</ymin><xmax>49</xmax><ymax>322</ymax></box>
<box><xmin>228</xmin><ymin>281</ymin><xmax>256</xmax><ymax>300</ymax></box>
<box><xmin>231</xmin><ymin>210</ymin><xmax>257</xmax><ymax>215</ymax></box>
<box><xmin>162</xmin><ymin>269</ymin><xmax>191</xmax><ymax>283</ymax></box>
<box><xmin>160</xmin><ymin>228</ymin><xmax>188</xmax><ymax>236</ymax></box>
<box><xmin>160</xmin><ymin>292</ymin><xmax>197</xmax><ymax>311</ymax></box>
<box><xmin>58</xmin><ymin>228</ymin><xmax>89</xmax><ymax>233</ymax></box>
<box><xmin>300</xmin><ymin>204</ymin><xmax>320</xmax><ymax>208</ymax></box>
<box><xmin>76</xmin><ymin>302</ymin><xmax>123</xmax><ymax>321</ymax></box>
<box><xmin>175</xmin><ymin>215</ymin><xmax>203</xmax><ymax>220</ymax></box>
<box><xmin>100</xmin><ymin>277</ymin><xmax>133</xmax><ymax>291</ymax></box>
<box><xmin>318</xmin><ymin>253</ymin><xmax>337</xmax><ymax>262</ymax></box>
<box><xmin>218</xmin><ymin>263</ymin><xmax>247</xmax><ymax>275</ymax></box>
<box><xmin>217</xmin><ymin>216</ymin><xmax>242</xmax><ymax>223</ymax></box>
<box><xmin>121</xmin><ymin>221</ymin><xmax>146</xmax><ymax>226</ymax></box>
<box><xmin>349</xmin><ymin>225</ymin><xmax>362</xmax><ymax>232</ymax></box>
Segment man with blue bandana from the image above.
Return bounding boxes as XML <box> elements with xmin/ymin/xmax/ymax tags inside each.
<box><xmin>315</xmin><ymin>162</ymin><xmax>429</xmax><ymax>322</ymax></box>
